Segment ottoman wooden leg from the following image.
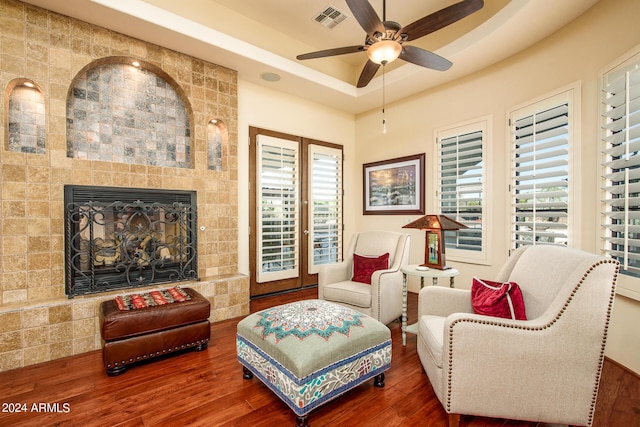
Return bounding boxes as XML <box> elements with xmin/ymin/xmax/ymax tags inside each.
<box><xmin>195</xmin><ymin>341</ymin><xmax>208</xmax><ymax>351</ymax></box>
<box><xmin>374</xmin><ymin>372</ymin><xmax>385</xmax><ymax>387</ymax></box>
<box><xmin>106</xmin><ymin>365</ymin><xmax>126</xmax><ymax>377</ymax></box>
<box><xmin>242</xmin><ymin>366</ymin><xmax>253</xmax><ymax>380</ymax></box>
<box><xmin>296</xmin><ymin>414</ymin><xmax>308</xmax><ymax>427</ymax></box>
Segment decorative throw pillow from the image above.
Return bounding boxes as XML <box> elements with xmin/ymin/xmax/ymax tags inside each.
<box><xmin>471</xmin><ymin>277</ymin><xmax>527</xmax><ymax>320</ymax></box>
<box><xmin>352</xmin><ymin>253</ymin><xmax>390</xmax><ymax>285</ymax></box>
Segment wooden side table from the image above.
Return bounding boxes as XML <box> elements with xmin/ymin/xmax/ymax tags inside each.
<box><xmin>401</xmin><ymin>265</ymin><xmax>459</xmax><ymax>346</ymax></box>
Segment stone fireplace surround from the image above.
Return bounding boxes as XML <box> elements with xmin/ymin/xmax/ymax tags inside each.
<box><xmin>0</xmin><ymin>0</ymin><xmax>249</xmax><ymax>372</ymax></box>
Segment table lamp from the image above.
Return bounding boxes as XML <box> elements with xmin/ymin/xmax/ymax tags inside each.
<box><xmin>402</xmin><ymin>214</ymin><xmax>467</xmax><ymax>270</ymax></box>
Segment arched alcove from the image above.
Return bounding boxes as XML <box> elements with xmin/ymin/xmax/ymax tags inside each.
<box><xmin>5</xmin><ymin>78</ymin><xmax>46</xmax><ymax>154</ymax></box>
<box><xmin>207</xmin><ymin>118</ymin><xmax>227</xmax><ymax>171</ymax></box>
<box><xmin>66</xmin><ymin>57</ymin><xmax>193</xmax><ymax>168</ymax></box>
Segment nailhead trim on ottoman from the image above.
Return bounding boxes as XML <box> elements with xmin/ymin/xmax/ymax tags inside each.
<box><xmin>237</xmin><ymin>299</ymin><xmax>391</xmax><ymax>426</ymax></box>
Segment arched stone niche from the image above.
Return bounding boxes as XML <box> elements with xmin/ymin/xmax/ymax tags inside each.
<box><xmin>66</xmin><ymin>57</ymin><xmax>194</xmax><ymax>168</ymax></box>
<box><xmin>5</xmin><ymin>78</ymin><xmax>46</xmax><ymax>154</ymax></box>
<box><xmin>207</xmin><ymin>118</ymin><xmax>227</xmax><ymax>171</ymax></box>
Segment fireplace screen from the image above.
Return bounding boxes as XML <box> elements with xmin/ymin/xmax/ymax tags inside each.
<box><xmin>64</xmin><ymin>186</ymin><xmax>198</xmax><ymax>297</ymax></box>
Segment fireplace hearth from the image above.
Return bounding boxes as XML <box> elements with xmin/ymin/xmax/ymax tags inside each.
<box><xmin>64</xmin><ymin>186</ymin><xmax>198</xmax><ymax>297</ymax></box>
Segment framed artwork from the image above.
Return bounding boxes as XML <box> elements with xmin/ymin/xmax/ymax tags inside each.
<box><xmin>363</xmin><ymin>153</ymin><xmax>425</xmax><ymax>215</ymax></box>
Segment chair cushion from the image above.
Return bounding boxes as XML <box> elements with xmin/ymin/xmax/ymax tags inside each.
<box><xmin>323</xmin><ymin>280</ymin><xmax>372</xmax><ymax>308</ymax></box>
<box><xmin>471</xmin><ymin>277</ymin><xmax>527</xmax><ymax>320</ymax></box>
<box><xmin>419</xmin><ymin>315</ymin><xmax>446</xmax><ymax>368</ymax></box>
<box><xmin>352</xmin><ymin>252</ymin><xmax>389</xmax><ymax>284</ymax></box>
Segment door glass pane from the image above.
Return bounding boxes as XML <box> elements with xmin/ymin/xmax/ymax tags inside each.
<box><xmin>257</xmin><ymin>135</ymin><xmax>299</xmax><ymax>283</ymax></box>
<box><xmin>308</xmin><ymin>144</ymin><xmax>343</xmax><ymax>274</ymax></box>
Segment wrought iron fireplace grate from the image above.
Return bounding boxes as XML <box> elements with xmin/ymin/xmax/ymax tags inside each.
<box><xmin>64</xmin><ymin>186</ymin><xmax>198</xmax><ymax>298</ymax></box>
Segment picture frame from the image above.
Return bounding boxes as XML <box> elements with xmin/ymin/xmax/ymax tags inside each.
<box><xmin>363</xmin><ymin>153</ymin><xmax>425</xmax><ymax>215</ymax></box>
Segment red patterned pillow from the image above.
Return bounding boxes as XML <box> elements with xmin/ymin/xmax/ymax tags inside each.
<box><xmin>471</xmin><ymin>277</ymin><xmax>527</xmax><ymax>320</ymax></box>
<box><xmin>352</xmin><ymin>253</ymin><xmax>389</xmax><ymax>285</ymax></box>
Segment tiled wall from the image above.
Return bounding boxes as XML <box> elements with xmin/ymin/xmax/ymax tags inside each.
<box><xmin>0</xmin><ymin>0</ymin><xmax>248</xmax><ymax>372</ymax></box>
<box><xmin>66</xmin><ymin>62</ymin><xmax>192</xmax><ymax>167</ymax></box>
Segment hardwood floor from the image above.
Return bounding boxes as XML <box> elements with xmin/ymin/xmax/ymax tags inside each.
<box><xmin>0</xmin><ymin>288</ymin><xmax>638</xmax><ymax>427</ymax></box>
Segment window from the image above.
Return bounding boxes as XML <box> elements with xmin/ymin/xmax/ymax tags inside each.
<box><xmin>601</xmin><ymin>48</ymin><xmax>640</xmax><ymax>280</ymax></box>
<box><xmin>256</xmin><ymin>135</ymin><xmax>299</xmax><ymax>283</ymax></box>
<box><xmin>510</xmin><ymin>88</ymin><xmax>576</xmax><ymax>249</ymax></box>
<box><xmin>308</xmin><ymin>144</ymin><xmax>343</xmax><ymax>273</ymax></box>
<box><xmin>436</xmin><ymin>119</ymin><xmax>487</xmax><ymax>263</ymax></box>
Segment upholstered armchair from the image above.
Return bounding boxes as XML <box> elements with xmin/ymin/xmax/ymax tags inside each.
<box><xmin>417</xmin><ymin>245</ymin><xmax>619</xmax><ymax>427</ymax></box>
<box><xmin>318</xmin><ymin>231</ymin><xmax>410</xmax><ymax>326</ymax></box>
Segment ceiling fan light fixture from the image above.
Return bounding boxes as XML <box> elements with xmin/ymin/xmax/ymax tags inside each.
<box><xmin>367</xmin><ymin>40</ymin><xmax>402</xmax><ymax>64</ymax></box>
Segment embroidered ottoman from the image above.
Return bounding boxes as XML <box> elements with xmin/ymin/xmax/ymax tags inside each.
<box><xmin>236</xmin><ymin>299</ymin><xmax>391</xmax><ymax>427</ymax></box>
<box><xmin>100</xmin><ymin>287</ymin><xmax>210</xmax><ymax>376</ymax></box>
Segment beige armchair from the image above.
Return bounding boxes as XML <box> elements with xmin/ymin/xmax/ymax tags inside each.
<box><xmin>417</xmin><ymin>245</ymin><xmax>619</xmax><ymax>427</ymax></box>
<box><xmin>318</xmin><ymin>231</ymin><xmax>410</xmax><ymax>326</ymax></box>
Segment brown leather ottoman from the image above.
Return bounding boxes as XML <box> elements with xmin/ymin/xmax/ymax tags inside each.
<box><xmin>99</xmin><ymin>287</ymin><xmax>210</xmax><ymax>376</ymax></box>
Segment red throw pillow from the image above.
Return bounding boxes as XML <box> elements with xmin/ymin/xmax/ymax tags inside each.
<box><xmin>352</xmin><ymin>253</ymin><xmax>390</xmax><ymax>285</ymax></box>
<box><xmin>471</xmin><ymin>277</ymin><xmax>527</xmax><ymax>320</ymax></box>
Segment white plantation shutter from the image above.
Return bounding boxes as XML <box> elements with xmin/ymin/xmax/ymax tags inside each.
<box><xmin>308</xmin><ymin>144</ymin><xmax>343</xmax><ymax>274</ymax></box>
<box><xmin>511</xmin><ymin>95</ymin><xmax>571</xmax><ymax>248</ymax></box>
<box><xmin>256</xmin><ymin>135</ymin><xmax>299</xmax><ymax>283</ymax></box>
<box><xmin>438</xmin><ymin>125</ymin><xmax>485</xmax><ymax>258</ymax></box>
<box><xmin>601</xmin><ymin>52</ymin><xmax>640</xmax><ymax>278</ymax></box>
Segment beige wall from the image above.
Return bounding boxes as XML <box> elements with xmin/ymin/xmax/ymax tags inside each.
<box><xmin>351</xmin><ymin>0</ymin><xmax>640</xmax><ymax>374</ymax></box>
<box><xmin>236</xmin><ymin>81</ymin><xmax>357</xmax><ymax>275</ymax></box>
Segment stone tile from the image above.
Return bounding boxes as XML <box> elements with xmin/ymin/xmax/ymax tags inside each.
<box><xmin>2</xmin><ymin>218</ymin><xmax>27</xmax><ymax>235</ymax></box>
<box><xmin>0</xmin><ymin>331</ymin><xmax>22</xmax><ymax>352</ymax></box>
<box><xmin>2</xmin><ymin>164</ymin><xmax>26</xmax><ymax>182</ymax></box>
<box><xmin>214</xmin><ymin>294</ymin><xmax>229</xmax><ymax>309</ymax></box>
<box><xmin>2</xmin><ymin>182</ymin><xmax>28</xmax><ymax>200</ymax></box>
<box><xmin>27</xmin><ymin>270</ymin><xmax>51</xmax><ymax>287</ymax></box>
<box><xmin>72</xmin><ymin>318</ymin><xmax>94</xmax><ymax>339</ymax></box>
<box><xmin>2</xmin><ymin>272</ymin><xmax>27</xmax><ymax>290</ymax></box>
<box><xmin>49</xmin><ymin>322</ymin><xmax>72</xmax><ymax>343</ymax></box>
<box><xmin>2</xmin><ymin>200</ymin><xmax>26</xmax><ymax>217</ymax></box>
<box><xmin>71</xmin><ymin>299</ymin><xmax>96</xmax><ymax>320</ymax></box>
<box><xmin>28</xmin><ymin>252</ymin><xmax>50</xmax><ymax>270</ymax></box>
<box><xmin>23</xmin><ymin>326</ymin><xmax>48</xmax><ymax>347</ymax></box>
<box><xmin>50</xmin><ymin>341</ymin><xmax>72</xmax><ymax>360</ymax></box>
<box><xmin>3</xmin><ymin>235</ymin><xmax>27</xmax><ymax>254</ymax></box>
<box><xmin>0</xmin><ymin>311</ymin><xmax>21</xmax><ymax>332</ymax></box>
<box><xmin>0</xmin><ymin>350</ymin><xmax>23</xmax><ymax>372</ymax></box>
<box><xmin>28</xmin><ymin>235</ymin><xmax>50</xmax><ymax>252</ymax></box>
<box><xmin>23</xmin><ymin>344</ymin><xmax>50</xmax><ymax>367</ymax></box>
<box><xmin>72</xmin><ymin>336</ymin><xmax>96</xmax><ymax>355</ymax></box>
<box><xmin>22</xmin><ymin>307</ymin><xmax>48</xmax><ymax>328</ymax></box>
<box><xmin>49</xmin><ymin>305</ymin><xmax>72</xmax><ymax>323</ymax></box>
<box><xmin>215</xmin><ymin>282</ymin><xmax>229</xmax><ymax>295</ymax></box>
<box><xmin>2</xmin><ymin>289</ymin><xmax>27</xmax><ymax>304</ymax></box>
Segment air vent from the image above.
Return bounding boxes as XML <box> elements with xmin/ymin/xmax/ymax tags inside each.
<box><xmin>313</xmin><ymin>5</ymin><xmax>348</xmax><ymax>29</ymax></box>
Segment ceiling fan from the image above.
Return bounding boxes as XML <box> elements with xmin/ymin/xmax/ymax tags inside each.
<box><xmin>297</xmin><ymin>0</ymin><xmax>484</xmax><ymax>88</ymax></box>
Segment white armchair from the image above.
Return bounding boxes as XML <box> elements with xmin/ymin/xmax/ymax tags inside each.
<box><xmin>417</xmin><ymin>245</ymin><xmax>619</xmax><ymax>427</ymax></box>
<box><xmin>318</xmin><ymin>231</ymin><xmax>410</xmax><ymax>326</ymax></box>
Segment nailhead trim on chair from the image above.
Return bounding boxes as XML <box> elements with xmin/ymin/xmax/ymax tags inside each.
<box><xmin>444</xmin><ymin>259</ymin><xmax>619</xmax><ymax>426</ymax></box>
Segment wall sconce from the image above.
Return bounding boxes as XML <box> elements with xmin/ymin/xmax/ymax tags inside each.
<box><xmin>403</xmin><ymin>214</ymin><xmax>467</xmax><ymax>270</ymax></box>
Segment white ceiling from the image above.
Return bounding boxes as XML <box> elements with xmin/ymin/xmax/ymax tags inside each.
<box><xmin>23</xmin><ymin>0</ymin><xmax>600</xmax><ymax>114</ymax></box>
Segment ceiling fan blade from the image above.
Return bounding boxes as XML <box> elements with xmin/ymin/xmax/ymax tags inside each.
<box><xmin>297</xmin><ymin>45</ymin><xmax>366</xmax><ymax>60</ymax></box>
<box><xmin>399</xmin><ymin>0</ymin><xmax>484</xmax><ymax>42</ymax></box>
<box><xmin>399</xmin><ymin>45</ymin><xmax>452</xmax><ymax>71</ymax></box>
<box><xmin>346</xmin><ymin>0</ymin><xmax>385</xmax><ymax>36</ymax></box>
<box><xmin>357</xmin><ymin>60</ymin><xmax>381</xmax><ymax>88</ymax></box>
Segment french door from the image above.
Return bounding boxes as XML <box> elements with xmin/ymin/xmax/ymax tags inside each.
<box><xmin>249</xmin><ymin>127</ymin><xmax>343</xmax><ymax>297</ymax></box>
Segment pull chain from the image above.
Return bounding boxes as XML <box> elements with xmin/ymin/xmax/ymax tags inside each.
<box><xmin>382</xmin><ymin>62</ymin><xmax>387</xmax><ymax>134</ymax></box>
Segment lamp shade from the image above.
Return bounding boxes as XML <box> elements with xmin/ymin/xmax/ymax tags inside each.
<box><xmin>402</xmin><ymin>214</ymin><xmax>467</xmax><ymax>231</ymax></box>
<box><xmin>367</xmin><ymin>40</ymin><xmax>402</xmax><ymax>64</ymax></box>
<box><xmin>403</xmin><ymin>214</ymin><xmax>467</xmax><ymax>269</ymax></box>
